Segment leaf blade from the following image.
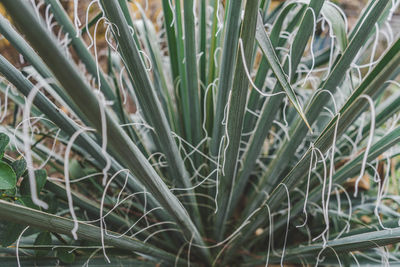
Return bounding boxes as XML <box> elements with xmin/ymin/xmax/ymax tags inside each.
<box><xmin>255</xmin><ymin>13</ymin><xmax>312</xmax><ymax>131</ymax></box>
<box><xmin>0</xmin><ymin>162</ymin><xmax>16</xmax><ymax>190</ymax></box>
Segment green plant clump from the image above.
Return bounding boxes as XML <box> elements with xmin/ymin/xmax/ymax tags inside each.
<box><xmin>0</xmin><ymin>0</ymin><xmax>400</xmax><ymax>265</ymax></box>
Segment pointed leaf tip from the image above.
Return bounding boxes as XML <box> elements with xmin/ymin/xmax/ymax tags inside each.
<box><xmin>255</xmin><ymin>13</ymin><xmax>312</xmax><ymax>134</ymax></box>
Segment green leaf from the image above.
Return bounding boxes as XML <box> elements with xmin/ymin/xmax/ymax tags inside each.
<box><xmin>0</xmin><ymin>221</ymin><xmax>25</xmax><ymax>247</ymax></box>
<box><xmin>173</xmin><ymin>0</ymin><xmax>191</xmax><ymax>141</ymax></box>
<box><xmin>255</xmin><ymin>13</ymin><xmax>312</xmax><ymax>131</ymax></box>
<box><xmin>16</xmin><ymin>195</ymin><xmax>40</xmax><ymax>210</ymax></box>
<box><xmin>247</xmin><ymin>0</ymin><xmax>389</xmax><ymax>211</ymax></box>
<box><xmin>161</xmin><ymin>0</ymin><xmax>179</xmax><ymax>83</ymax></box>
<box><xmin>34</xmin><ymin>232</ymin><xmax>52</xmax><ymax>256</ymax></box>
<box><xmin>45</xmin><ymin>181</ymin><xmax>138</xmax><ymax>234</ymax></box>
<box><xmin>0</xmin><ymin>55</ymin><xmax>161</xmax><ymax>226</ymax></box>
<box><xmin>20</xmin><ymin>169</ymin><xmax>47</xmax><ymax>196</ymax></box>
<box><xmin>1</xmin><ymin>0</ymin><xmax>399</xmax><ymax>265</ymax></box>
<box><xmin>210</xmin><ymin>0</ymin><xmax>243</xmax><ymax>156</ymax></box>
<box><xmin>97</xmin><ymin>2</ymin><xmax>209</xmax><ymax>258</ymax></box>
<box><xmin>42</xmin><ymin>192</ymin><xmax>58</xmax><ymax>214</ymax></box>
<box><xmin>182</xmin><ymin>0</ymin><xmax>202</xmax><ymax>148</ymax></box>
<box><xmin>56</xmin><ymin>248</ymin><xmax>75</xmax><ymax>264</ymax></box>
<box><xmin>0</xmin><ymin>200</ymin><xmax>185</xmax><ymax>265</ymax></box>
<box><xmin>43</xmin><ymin>0</ymin><xmax>115</xmax><ymax>103</ymax></box>
<box><xmin>11</xmin><ymin>158</ymin><xmax>26</xmax><ymax>178</ymax></box>
<box><xmin>134</xmin><ymin>6</ymin><xmax>178</xmax><ymax>133</ymax></box>
<box><xmin>0</xmin><ymin>13</ymin><xmax>87</xmax><ymax>123</ymax></box>
<box><xmin>199</xmin><ymin>0</ymin><xmax>207</xmax><ymax>87</ymax></box>
<box><xmin>0</xmin><ymin>162</ymin><xmax>16</xmax><ymax>190</ymax></box>
<box><xmin>243</xmin><ymin>36</ymin><xmax>400</xmax><ymax>245</ymax></box>
<box><xmin>214</xmin><ymin>0</ymin><xmax>260</xmax><ymax>240</ymax></box>
<box><xmin>321</xmin><ymin>2</ymin><xmax>348</xmax><ymax>52</ymax></box>
<box><xmin>284</xmin><ymin>226</ymin><xmax>400</xmax><ymax>259</ymax></box>
<box><xmin>99</xmin><ymin>0</ymin><xmax>195</xmax><ymax>191</ymax></box>
<box><xmin>230</xmin><ymin>0</ymin><xmax>325</xmax><ymax>221</ymax></box>
<box><xmin>0</xmin><ymin>133</ymin><xmax>9</xmax><ymax>159</ymax></box>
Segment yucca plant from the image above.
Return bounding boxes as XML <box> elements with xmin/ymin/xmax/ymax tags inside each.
<box><xmin>0</xmin><ymin>0</ymin><xmax>400</xmax><ymax>265</ymax></box>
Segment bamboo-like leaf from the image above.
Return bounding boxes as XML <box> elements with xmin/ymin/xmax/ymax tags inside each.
<box><xmin>44</xmin><ymin>0</ymin><xmax>115</xmax><ymax>103</ymax></box>
<box><xmin>0</xmin><ymin>0</ymin><xmax>398</xmax><ymax>265</ymax></box>
<box><xmin>0</xmin><ymin>14</ymin><xmax>85</xmax><ymax>121</ymax></box>
<box><xmin>161</xmin><ymin>0</ymin><xmax>180</xmax><ymax>83</ymax></box>
<box><xmin>284</xmin><ymin>226</ymin><xmax>400</xmax><ymax>259</ymax></box>
<box><xmin>183</xmin><ymin>0</ymin><xmax>202</xmax><ymax>148</ymax></box>
<box><xmin>98</xmin><ymin>0</ymin><xmax>206</xmax><ymax>239</ymax></box>
<box><xmin>249</xmin><ymin>0</ymin><xmax>389</xmax><ymax>210</ymax></box>
<box><xmin>0</xmin><ymin>57</ymin><xmax>171</xmax><ymax>247</ymax></box>
<box><xmin>273</xmin><ymin>124</ymin><xmax>400</xmax><ymax>232</ymax></box>
<box><xmin>214</xmin><ymin>0</ymin><xmax>260</xmax><ymax>240</ymax></box>
<box><xmin>248</xmin><ymin>218</ymin><xmax>400</xmax><ymax>264</ymax></box>
<box><xmin>229</xmin><ymin>0</ymin><xmax>325</xmax><ymax>221</ymax></box>
<box><xmin>45</xmin><ymin>2</ymin><xmax>140</xmax><ymax>148</ymax></box>
<box><xmin>0</xmin><ymin>255</ymin><xmax>157</xmax><ymax>266</ymax></box>
<box><xmin>344</xmin><ymin>80</ymin><xmax>400</xmax><ymax>148</ymax></box>
<box><xmin>0</xmin><ymin>54</ymin><xmax>146</xmax><ymax>196</ymax></box>
<box><xmin>44</xmin><ymin>0</ymin><xmax>149</xmax><ymax>153</ymax></box>
<box><xmin>0</xmin><ymin>200</ymin><xmax>183</xmax><ymax>264</ymax></box>
<box><xmin>206</xmin><ymin>0</ymin><xmax>223</xmax><ymax>85</ymax></box>
<box><xmin>245</xmin><ymin>250</ymin><xmax>400</xmax><ymax>266</ymax></box>
<box><xmin>321</xmin><ymin>2</ymin><xmax>348</xmax><ymax>52</ymax></box>
<box><xmin>80</xmin><ymin>12</ymin><xmax>102</xmax><ymax>36</ymax></box>
<box><xmin>229</xmin><ymin>123</ymin><xmax>400</xmax><ymax>259</ymax></box>
<box><xmin>199</xmin><ymin>0</ymin><xmax>207</xmax><ymax>88</ymax></box>
<box><xmin>98</xmin><ymin>0</ymin><xmax>192</xmax><ymax>189</ymax></box>
<box><xmin>273</xmin><ymin>33</ymin><xmax>400</xmax><ymax>211</ymax></box>
<box><xmin>255</xmin><ymin>13</ymin><xmax>312</xmax><ymax>131</ymax></box>
<box><xmin>227</xmin><ymin>25</ymin><xmax>399</xmax><ymax>252</ymax></box>
<box><xmin>45</xmin><ymin>181</ymin><xmax>128</xmax><ymax>229</ymax></box>
<box><xmin>173</xmin><ymin>0</ymin><xmax>191</xmax><ymax>141</ymax></box>
<box><xmin>45</xmin><ymin>181</ymin><xmax>171</xmax><ymax>250</ymax></box>
<box><xmin>204</xmin><ymin>0</ymin><xmax>221</xmax><ymax>133</ymax></box>
<box><xmin>1</xmin><ymin>2</ymin><xmax>209</xmax><ymax>259</ymax></box>
<box><xmin>243</xmin><ymin>2</ymin><xmax>306</xmax><ymax>136</ymax></box>
<box><xmin>135</xmin><ymin>7</ymin><xmax>178</xmax><ymax>133</ymax></box>
<box><xmin>210</xmin><ymin>0</ymin><xmax>243</xmax><ymax>157</ymax></box>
